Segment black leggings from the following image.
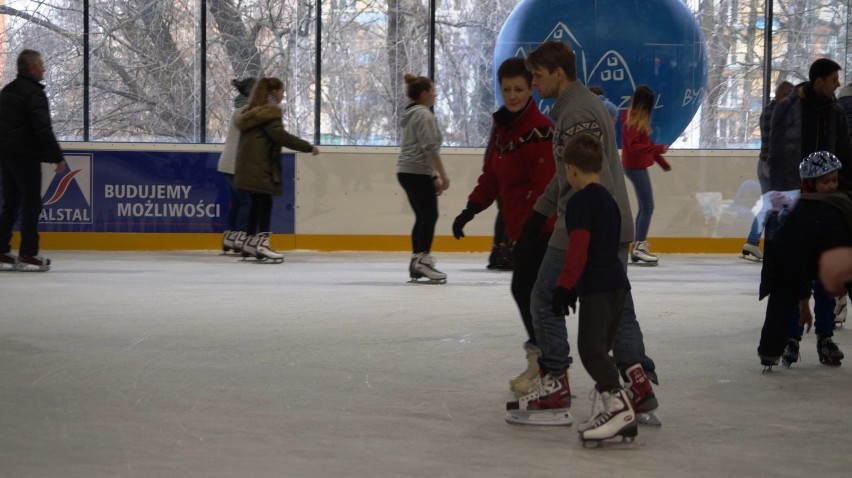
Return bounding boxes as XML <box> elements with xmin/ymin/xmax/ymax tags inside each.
<box><xmin>247</xmin><ymin>192</ymin><xmax>273</xmax><ymax>234</ymax></box>
<box><xmin>397</xmin><ymin>172</ymin><xmax>438</xmax><ymax>254</ymax></box>
<box><xmin>511</xmin><ymin>233</ymin><xmax>550</xmax><ymax>345</ymax></box>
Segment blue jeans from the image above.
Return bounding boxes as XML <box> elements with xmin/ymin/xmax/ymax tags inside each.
<box><xmin>223</xmin><ymin>174</ymin><xmax>251</xmax><ymax>232</ymax></box>
<box><xmin>624</xmin><ymin>168</ymin><xmax>654</xmax><ymax>242</ymax></box>
<box><xmin>531</xmin><ymin>244</ymin><xmax>656</xmax><ymax>377</ymax></box>
<box><xmin>747</xmin><ymin>160</ymin><xmax>770</xmax><ymax>244</ymax></box>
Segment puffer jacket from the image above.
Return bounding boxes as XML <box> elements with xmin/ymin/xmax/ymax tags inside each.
<box><xmin>233</xmin><ymin>104</ymin><xmax>313</xmax><ymax>196</ymax></box>
<box><xmin>0</xmin><ymin>74</ymin><xmax>63</xmax><ymax>164</ymax></box>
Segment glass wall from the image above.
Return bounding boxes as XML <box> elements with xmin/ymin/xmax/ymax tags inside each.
<box><xmin>1</xmin><ymin>0</ymin><xmax>851</xmax><ymax>147</ymax></box>
<box><xmin>0</xmin><ymin>0</ymin><xmax>84</xmax><ymax>140</ymax></box>
<box><xmin>320</xmin><ymin>0</ymin><xmax>428</xmax><ymax>145</ymax></box>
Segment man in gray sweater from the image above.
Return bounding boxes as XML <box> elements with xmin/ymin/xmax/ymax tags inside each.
<box><xmin>505</xmin><ymin>41</ymin><xmax>659</xmax><ymax>428</ymax></box>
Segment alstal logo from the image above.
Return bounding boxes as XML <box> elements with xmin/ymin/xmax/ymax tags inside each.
<box><xmin>40</xmin><ymin>154</ymin><xmax>93</xmax><ymax>224</ymax></box>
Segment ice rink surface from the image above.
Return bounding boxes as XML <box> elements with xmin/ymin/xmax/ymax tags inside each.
<box><xmin>1</xmin><ymin>251</ymin><xmax>851</xmax><ymax>477</ymax></box>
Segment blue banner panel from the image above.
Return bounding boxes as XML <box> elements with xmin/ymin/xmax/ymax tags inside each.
<box><xmin>17</xmin><ymin>149</ymin><xmax>295</xmax><ymax>234</ymax></box>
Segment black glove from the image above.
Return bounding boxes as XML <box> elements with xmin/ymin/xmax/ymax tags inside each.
<box><xmin>551</xmin><ymin>287</ymin><xmax>578</xmax><ymax>316</ymax></box>
<box><xmin>452</xmin><ymin>201</ymin><xmax>482</xmax><ymax>239</ymax></box>
<box><xmin>515</xmin><ymin>211</ymin><xmax>547</xmax><ymax>252</ymax></box>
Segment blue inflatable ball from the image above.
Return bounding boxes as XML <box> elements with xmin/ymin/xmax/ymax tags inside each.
<box><xmin>494</xmin><ymin>0</ymin><xmax>707</xmax><ymax>146</ymax></box>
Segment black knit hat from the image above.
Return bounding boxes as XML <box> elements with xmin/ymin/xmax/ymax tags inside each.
<box><xmin>231</xmin><ymin>77</ymin><xmax>257</xmax><ymax>97</ymax></box>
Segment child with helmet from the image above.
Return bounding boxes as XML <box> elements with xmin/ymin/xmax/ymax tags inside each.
<box><xmin>757</xmin><ymin>151</ymin><xmax>851</xmax><ymax>369</ymax></box>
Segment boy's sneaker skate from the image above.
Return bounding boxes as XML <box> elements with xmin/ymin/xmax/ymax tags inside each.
<box><xmin>579</xmin><ymin>388</ymin><xmax>637</xmax><ymax>446</ymax></box>
<box><xmin>241</xmin><ymin>234</ymin><xmax>259</xmax><ymax>259</ymax></box>
<box><xmin>255</xmin><ymin>232</ymin><xmax>284</xmax><ymax>263</ymax></box>
<box><xmin>630</xmin><ymin>241</ymin><xmax>658</xmax><ymax>265</ymax></box>
<box><xmin>16</xmin><ymin>255</ymin><xmax>51</xmax><ymax>272</ymax></box>
<box><xmin>781</xmin><ymin>338</ymin><xmax>800</xmax><ymax>367</ymax></box>
<box><xmin>408</xmin><ymin>253</ymin><xmax>446</xmax><ymax>284</ymax></box>
<box><xmin>509</xmin><ymin>344</ymin><xmax>541</xmax><ymax>397</ymax></box>
<box><xmin>0</xmin><ymin>252</ymin><xmax>17</xmax><ymax>271</ymax></box>
<box><xmin>835</xmin><ymin>295</ymin><xmax>847</xmax><ymax>327</ymax></box>
<box><xmin>505</xmin><ymin>371</ymin><xmax>573</xmax><ymax>426</ymax></box>
<box><xmin>817</xmin><ymin>335</ymin><xmax>844</xmax><ymax>366</ymax></box>
<box><xmin>741</xmin><ymin>242</ymin><xmax>763</xmax><ymax>262</ymax></box>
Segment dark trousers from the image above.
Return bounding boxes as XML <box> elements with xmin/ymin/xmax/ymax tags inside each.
<box><xmin>578</xmin><ymin>289</ymin><xmax>627</xmax><ymax>392</ymax></box>
<box><xmin>758</xmin><ymin>282</ymin><xmax>800</xmax><ymax>359</ymax></box>
<box><xmin>397</xmin><ymin>172</ymin><xmax>438</xmax><ymax>254</ymax></box>
<box><xmin>511</xmin><ymin>233</ymin><xmax>550</xmax><ymax>345</ymax></box>
<box><xmin>0</xmin><ymin>159</ymin><xmax>42</xmax><ymax>256</ymax></box>
<box><xmin>223</xmin><ymin>174</ymin><xmax>252</xmax><ymax>232</ymax></box>
<box><xmin>247</xmin><ymin>193</ymin><xmax>273</xmax><ymax>235</ymax></box>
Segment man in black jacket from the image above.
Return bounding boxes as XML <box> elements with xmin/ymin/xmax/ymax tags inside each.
<box><xmin>0</xmin><ymin>49</ymin><xmax>66</xmax><ymax>271</ymax></box>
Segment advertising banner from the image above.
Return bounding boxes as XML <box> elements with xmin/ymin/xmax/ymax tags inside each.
<box><xmin>33</xmin><ymin>150</ymin><xmax>295</xmax><ymax>234</ymax></box>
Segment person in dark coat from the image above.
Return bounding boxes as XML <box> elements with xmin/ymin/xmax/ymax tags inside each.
<box><xmin>0</xmin><ymin>49</ymin><xmax>66</xmax><ymax>271</ymax></box>
<box><xmin>233</xmin><ymin>77</ymin><xmax>319</xmax><ymax>261</ymax></box>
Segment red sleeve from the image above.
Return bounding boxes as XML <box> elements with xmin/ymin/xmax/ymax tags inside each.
<box><xmin>623</xmin><ymin>125</ymin><xmax>665</xmax><ymax>156</ymax></box>
<box><xmin>557</xmin><ymin>229</ymin><xmax>591</xmax><ymax>290</ymax></box>
<box><xmin>654</xmin><ymin>154</ymin><xmax>671</xmax><ymax>170</ymax></box>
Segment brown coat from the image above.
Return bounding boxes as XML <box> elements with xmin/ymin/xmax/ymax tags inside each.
<box><xmin>234</xmin><ymin>104</ymin><xmax>313</xmax><ymax>196</ymax></box>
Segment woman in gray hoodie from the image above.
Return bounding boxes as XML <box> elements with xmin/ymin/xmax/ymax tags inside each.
<box><xmin>397</xmin><ymin>74</ymin><xmax>450</xmax><ymax>283</ymax></box>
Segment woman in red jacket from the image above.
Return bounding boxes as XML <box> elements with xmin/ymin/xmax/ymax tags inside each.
<box><xmin>621</xmin><ymin>85</ymin><xmax>671</xmax><ymax>265</ymax></box>
<box><xmin>452</xmin><ymin>58</ymin><xmax>556</xmax><ymax>396</ymax></box>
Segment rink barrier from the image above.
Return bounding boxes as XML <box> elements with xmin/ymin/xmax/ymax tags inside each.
<box><xmin>2</xmin><ymin>144</ymin><xmax>764</xmax><ymax>253</ymax></box>
<box><xmin>21</xmin><ymin>233</ymin><xmax>754</xmax><ymax>254</ymax></box>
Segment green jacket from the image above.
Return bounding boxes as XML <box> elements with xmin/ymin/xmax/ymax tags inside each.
<box><xmin>234</xmin><ymin>104</ymin><xmax>313</xmax><ymax>196</ymax></box>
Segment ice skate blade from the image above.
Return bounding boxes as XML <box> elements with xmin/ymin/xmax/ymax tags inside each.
<box><xmin>636</xmin><ymin>412</ymin><xmax>661</xmax><ymax>427</ymax></box>
<box><xmin>740</xmin><ymin>253</ymin><xmax>762</xmax><ymax>262</ymax></box>
<box><xmin>254</xmin><ymin>258</ymin><xmax>284</xmax><ymax>264</ymax></box>
<box><xmin>505</xmin><ymin>409</ymin><xmax>573</xmax><ymax>426</ymax></box>
<box><xmin>819</xmin><ymin>359</ymin><xmax>842</xmax><ymax>367</ymax></box>
<box><xmin>15</xmin><ymin>264</ymin><xmax>50</xmax><ymax>272</ymax></box>
<box><xmin>580</xmin><ymin>434</ymin><xmax>637</xmax><ymax>448</ymax></box>
<box><xmin>407</xmin><ymin>278</ymin><xmax>446</xmax><ymax>285</ymax></box>
<box><xmin>629</xmin><ymin>260</ymin><xmax>658</xmax><ymax>267</ymax></box>
<box><xmin>579</xmin><ymin>424</ymin><xmax>638</xmax><ymax>447</ymax></box>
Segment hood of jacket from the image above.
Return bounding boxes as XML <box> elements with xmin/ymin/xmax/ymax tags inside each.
<box><xmin>234</xmin><ymin>104</ymin><xmax>283</xmax><ymax>131</ymax></box>
<box><xmin>838</xmin><ymin>84</ymin><xmax>852</xmax><ymax>100</ymax></box>
<box><xmin>401</xmin><ymin>102</ymin><xmax>429</xmax><ymax>128</ymax></box>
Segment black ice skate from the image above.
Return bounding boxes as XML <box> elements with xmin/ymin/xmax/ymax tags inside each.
<box><xmin>758</xmin><ymin>352</ymin><xmax>780</xmax><ymax>373</ymax></box>
<box><xmin>408</xmin><ymin>253</ymin><xmax>446</xmax><ymax>284</ymax></box>
<box><xmin>817</xmin><ymin>335</ymin><xmax>844</xmax><ymax>366</ymax></box>
<box><xmin>781</xmin><ymin>338</ymin><xmax>800</xmax><ymax>367</ymax></box>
